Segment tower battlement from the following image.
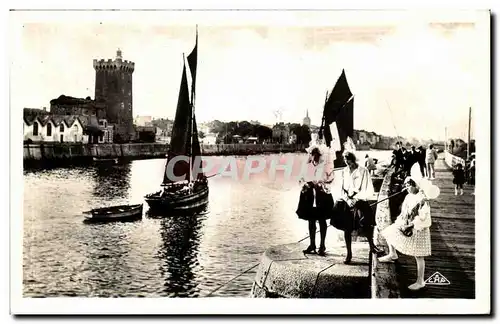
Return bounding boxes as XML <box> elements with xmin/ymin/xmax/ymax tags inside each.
<box><xmin>93</xmin><ymin>49</ymin><xmax>135</xmax><ymax>72</ymax></box>
<box><xmin>93</xmin><ymin>59</ymin><xmax>135</xmax><ymax>72</ymax></box>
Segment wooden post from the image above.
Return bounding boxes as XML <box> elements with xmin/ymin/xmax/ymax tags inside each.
<box><xmin>467</xmin><ymin>107</ymin><xmax>471</xmax><ymax>159</ymax></box>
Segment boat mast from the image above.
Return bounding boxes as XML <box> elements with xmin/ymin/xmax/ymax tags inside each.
<box><xmin>188</xmin><ymin>25</ymin><xmax>198</xmax><ymax>182</ymax></box>
<box><xmin>190</xmin><ymin>60</ymin><xmax>194</xmax><ymax>183</ymax></box>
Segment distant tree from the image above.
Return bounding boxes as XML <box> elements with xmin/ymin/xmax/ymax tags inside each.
<box><xmin>234</xmin><ymin>121</ymin><xmax>253</xmax><ymax>138</ymax></box>
<box><xmin>209</xmin><ymin>120</ymin><xmax>226</xmax><ymax>134</ymax></box>
<box><xmin>198</xmin><ymin>131</ymin><xmax>205</xmax><ymax>139</ymax></box>
<box><xmin>254</xmin><ymin>125</ymin><xmax>273</xmax><ymax>142</ymax></box>
<box><xmin>226</xmin><ymin>121</ymin><xmax>238</xmax><ymax>134</ymax></box>
<box><xmin>151</xmin><ymin>118</ymin><xmax>173</xmax><ymax>132</ymax></box>
<box><xmin>221</xmin><ymin>133</ymin><xmax>232</xmax><ymax>144</ymax></box>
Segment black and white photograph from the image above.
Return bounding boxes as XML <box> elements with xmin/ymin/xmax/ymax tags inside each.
<box><xmin>9</xmin><ymin>7</ymin><xmax>491</xmax><ymax>316</ymax></box>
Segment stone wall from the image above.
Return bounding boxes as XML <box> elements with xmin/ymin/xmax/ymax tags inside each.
<box><xmin>370</xmin><ymin>167</ymin><xmax>402</xmax><ymax>298</ymax></box>
<box><xmin>23</xmin><ymin>143</ymin><xmax>307</xmax><ymax>166</ymax></box>
<box><xmin>23</xmin><ymin>143</ymin><xmax>168</xmax><ymax>163</ymax></box>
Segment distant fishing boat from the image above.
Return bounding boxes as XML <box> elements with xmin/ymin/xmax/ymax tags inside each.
<box><xmin>318</xmin><ymin>69</ymin><xmax>354</xmax><ymax>168</ymax></box>
<box><xmin>145</xmin><ymin>27</ymin><xmax>209</xmax><ymax>214</ymax></box>
<box><xmin>83</xmin><ymin>203</ymin><xmax>143</xmax><ymax>223</ymax></box>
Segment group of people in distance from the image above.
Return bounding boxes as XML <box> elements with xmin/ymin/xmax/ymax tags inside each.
<box><xmin>296</xmin><ymin>138</ymin><xmax>436</xmax><ymax>291</ymax></box>
<box><xmin>391</xmin><ymin>142</ymin><xmax>439</xmax><ymax>180</ymax></box>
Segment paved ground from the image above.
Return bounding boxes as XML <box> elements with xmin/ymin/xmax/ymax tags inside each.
<box><xmin>395</xmin><ymin>154</ymin><xmax>475</xmax><ymax>298</ymax></box>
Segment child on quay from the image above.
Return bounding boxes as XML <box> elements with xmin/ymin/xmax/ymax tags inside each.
<box><xmin>452</xmin><ymin>163</ymin><xmax>465</xmax><ymax>195</ymax></box>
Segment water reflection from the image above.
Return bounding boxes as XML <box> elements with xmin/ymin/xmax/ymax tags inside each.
<box><xmin>80</xmin><ymin>222</ymin><xmax>135</xmax><ymax>297</ymax></box>
<box><xmin>91</xmin><ymin>163</ymin><xmax>132</xmax><ymax>201</ymax></box>
<box><xmin>23</xmin><ymin>151</ymin><xmax>392</xmax><ymax>297</ymax></box>
<box><xmin>155</xmin><ymin>209</ymin><xmax>207</xmax><ymax>297</ymax></box>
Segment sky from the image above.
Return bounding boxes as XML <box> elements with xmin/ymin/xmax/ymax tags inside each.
<box><xmin>10</xmin><ymin>10</ymin><xmax>489</xmax><ymax>141</ymax></box>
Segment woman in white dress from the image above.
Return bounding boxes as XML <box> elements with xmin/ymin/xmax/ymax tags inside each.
<box><xmin>378</xmin><ymin>176</ymin><xmax>433</xmax><ymax>291</ymax></box>
<box><xmin>330</xmin><ymin>151</ymin><xmax>382</xmax><ymax>264</ymax></box>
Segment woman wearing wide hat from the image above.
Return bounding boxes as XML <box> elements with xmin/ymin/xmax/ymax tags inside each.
<box><xmin>378</xmin><ymin>163</ymin><xmax>440</xmax><ymax>291</ymax></box>
<box><xmin>296</xmin><ymin>140</ymin><xmax>335</xmax><ymax>257</ymax></box>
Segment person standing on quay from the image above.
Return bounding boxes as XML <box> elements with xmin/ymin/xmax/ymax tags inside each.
<box><xmin>425</xmin><ymin>144</ymin><xmax>438</xmax><ymax>179</ymax></box>
<box><xmin>452</xmin><ymin>163</ymin><xmax>466</xmax><ymax>195</ymax></box>
<box><xmin>330</xmin><ymin>151</ymin><xmax>381</xmax><ymax>264</ymax></box>
<box><xmin>364</xmin><ymin>154</ymin><xmax>377</xmax><ymax>175</ymax></box>
<box><xmin>416</xmin><ymin>146</ymin><xmax>427</xmax><ymax>178</ymax></box>
<box><xmin>296</xmin><ymin>142</ymin><xmax>335</xmax><ymax>257</ymax></box>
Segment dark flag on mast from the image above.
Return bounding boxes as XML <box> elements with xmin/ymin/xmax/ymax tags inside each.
<box><xmin>187</xmin><ymin>26</ymin><xmax>198</xmax><ymax>99</ymax></box>
<box><xmin>320</xmin><ymin>69</ymin><xmax>354</xmax><ymax>149</ymax></box>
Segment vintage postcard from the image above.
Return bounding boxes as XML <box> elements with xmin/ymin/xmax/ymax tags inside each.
<box><xmin>10</xmin><ymin>8</ymin><xmax>491</xmax><ymax>315</ymax></box>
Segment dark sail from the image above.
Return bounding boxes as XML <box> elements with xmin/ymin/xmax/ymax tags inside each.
<box><xmin>320</xmin><ymin>69</ymin><xmax>353</xmax><ymax>148</ymax></box>
<box><xmin>335</xmin><ymin>96</ymin><xmax>353</xmax><ymax>150</ymax></box>
<box><xmin>187</xmin><ymin>27</ymin><xmax>198</xmax><ymax>99</ymax></box>
<box><xmin>163</xmin><ymin>61</ymin><xmax>192</xmax><ymax>185</ymax></box>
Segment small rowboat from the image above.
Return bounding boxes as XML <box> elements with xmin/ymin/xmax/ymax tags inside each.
<box><xmin>93</xmin><ymin>157</ymin><xmax>119</xmax><ymax>164</ymax></box>
<box><xmin>83</xmin><ymin>203</ymin><xmax>143</xmax><ymax>223</ymax></box>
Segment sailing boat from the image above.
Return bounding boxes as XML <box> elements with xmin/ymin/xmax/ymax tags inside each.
<box><xmin>318</xmin><ymin>69</ymin><xmax>354</xmax><ymax>168</ymax></box>
<box><xmin>145</xmin><ymin>28</ymin><xmax>209</xmax><ymax>213</ymax></box>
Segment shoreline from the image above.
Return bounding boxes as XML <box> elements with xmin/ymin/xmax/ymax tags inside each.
<box><xmin>23</xmin><ymin>142</ymin><xmax>309</xmax><ymax>169</ymax></box>
<box><xmin>23</xmin><ymin>142</ymin><xmax>393</xmax><ymax>170</ymax></box>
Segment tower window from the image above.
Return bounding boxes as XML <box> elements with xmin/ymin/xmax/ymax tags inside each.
<box><xmin>47</xmin><ymin>123</ymin><xmax>52</xmax><ymax>136</ymax></box>
<box><xmin>33</xmin><ymin>122</ymin><xmax>39</xmax><ymax>136</ymax></box>
<box><xmin>60</xmin><ymin>124</ymin><xmax>64</xmax><ymax>132</ymax></box>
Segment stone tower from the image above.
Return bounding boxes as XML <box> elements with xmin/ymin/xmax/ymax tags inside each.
<box><xmin>303</xmin><ymin>109</ymin><xmax>311</xmax><ymax>127</ymax></box>
<box><xmin>93</xmin><ymin>49</ymin><xmax>135</xmax><ymax>142</ymax></box>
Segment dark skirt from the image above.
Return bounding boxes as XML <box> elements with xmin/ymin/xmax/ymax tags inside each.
<box><xmin>330</xmin><ymin>199</ymin><xmax>375</xmax><ymax>234</ymax></box>
<box><xmin>296</xmin><ymin>183</ymin><xmax>334</xmax><ymax>221</ymax></box>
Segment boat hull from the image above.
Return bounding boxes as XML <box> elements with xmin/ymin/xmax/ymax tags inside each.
<box><xmin>145</xmin><ymin>186</ymin><xmax>209</xmax><ymax>215</ymax></box>
<box><xmin>83</xmin><ymin>204</ymin><xmax>143</xmax><ymax>223</ymax></box>
<box><xmin>93</xmin><ymin>157</ymin><xmax>119</xmax><ymax>164</ymax></box>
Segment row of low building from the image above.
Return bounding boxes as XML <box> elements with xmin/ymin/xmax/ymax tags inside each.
<box><xmin>23</xmin><ymin>103</ymin><xmax>114</xmax><ymax>144</ymax></box>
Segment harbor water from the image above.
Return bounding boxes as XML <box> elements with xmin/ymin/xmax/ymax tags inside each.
<box><xmin>23</xmin><ymin>151</ymin><xmax>392</xmax><ymax>297</ymax></box>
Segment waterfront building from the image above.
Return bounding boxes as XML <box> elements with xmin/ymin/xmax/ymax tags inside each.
<box><xmin>50</xmin><ymin>95</ymin><xmax>106</xmax><ymax>119</ymax></box>
<box><xmin>201</xmin><ymin>133</ymin><xmax>217</xmax><ymax>145</ymax></box>
<box><xmin>135</xmin><ymin>126</ymin><xmax>157</xmax><ymax>142</ymax></box>
<box><xmin>245</xmin><ymin>136</ymin><xmax>259</xmax><ymax>144</ymax></box>
<box><xmin>272</xmin><ymin>123</ymin><xmax>290</xmax><ymax>144</ymax></box>
<box><xmin>23</xmin><ymin>108</ymin><xmax>113</xmax><ymax>144</ymax></box>
<box><xmin>134</xmin><ymin>115</ymin><xmax>153</xmax><ymax>127</ymax></box>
